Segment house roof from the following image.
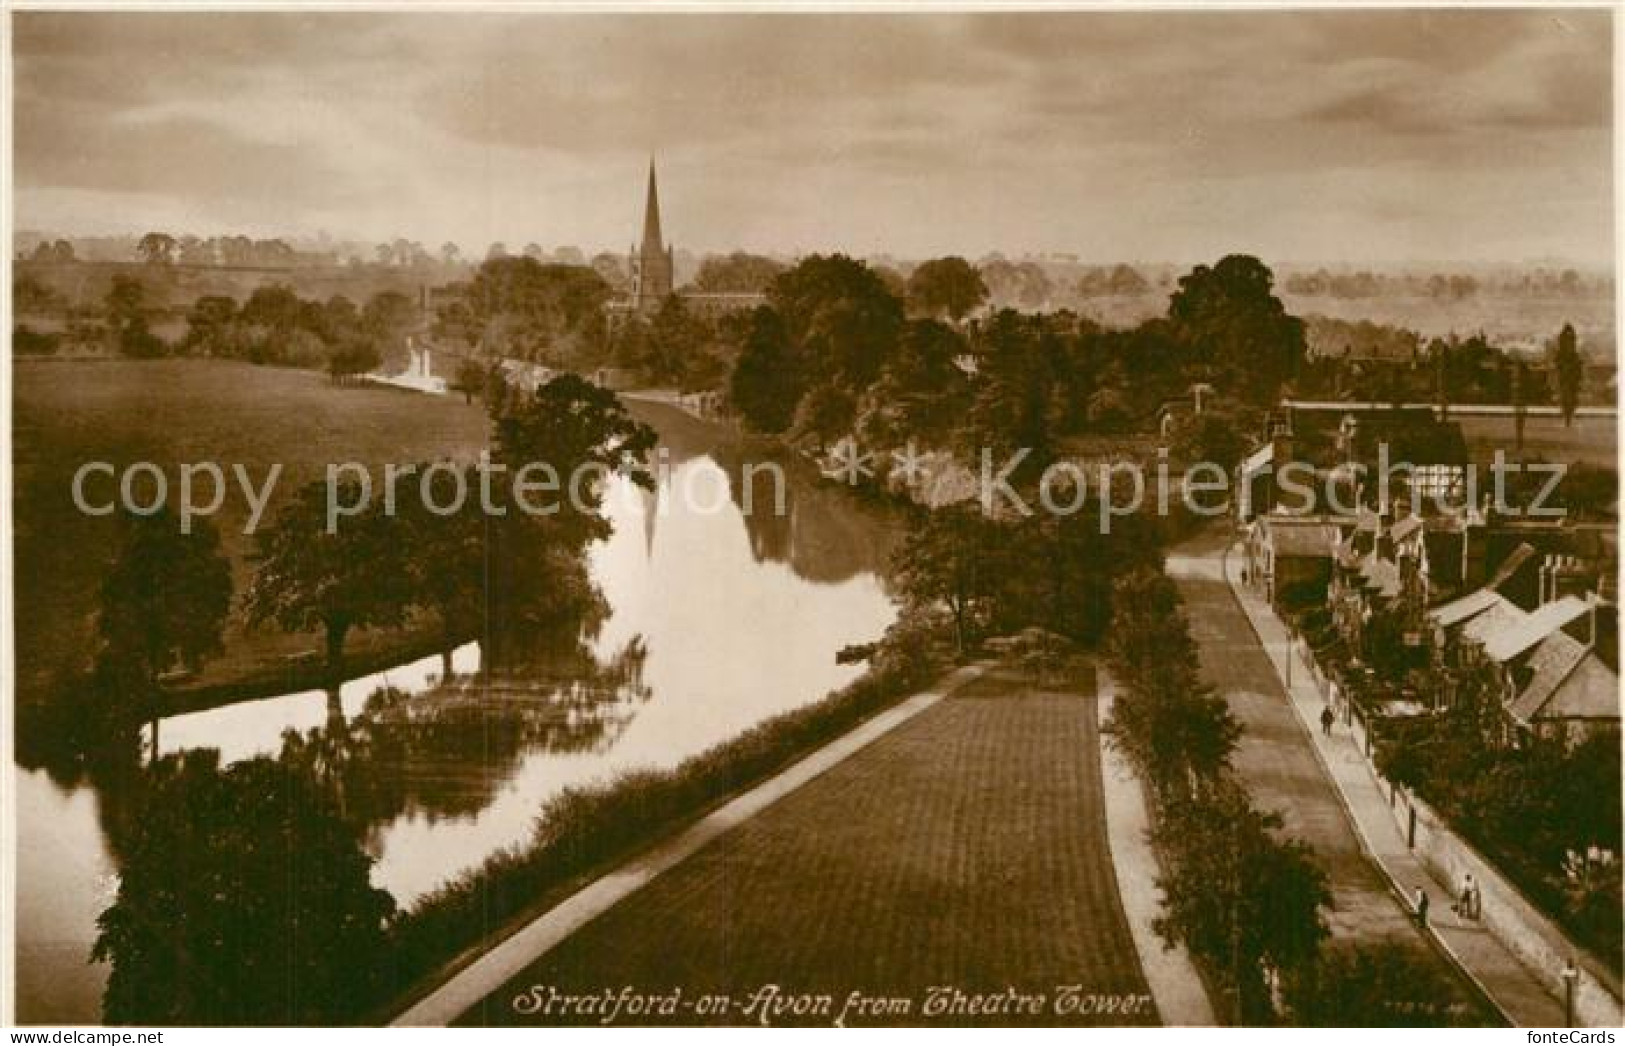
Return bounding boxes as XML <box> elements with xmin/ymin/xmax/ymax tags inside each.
<box><xmin>1351</xmin><ymin>416</ymin><xmax>1470</xmax><ymax>466</ymax></box>
<box><xmin>1240</xmin><ymin>442</ymin><xmax>1275</xmax><ymax>477</ymax></box>
<box><xmin>1391</xmin><ymin>515</ymin><xmax>1424</xmax><ymax>543</ymax></box>
<box><xmin>1359</xmin><ymin>557</ymin><xmax>1403</xmax><ymax>600</ymax></box>
<box><xmin>1478</xmin><ymin>595</ymin><xmax>1591</xmax><ymax>663</ymax></box>
<box><xmin>1431</xmin><ymin>588</ymin><xmax>1501</xmax><ymax>628</ymax></box>
<box><xmin>1461</xmin><ymin>599</ymin><xmax>1537</xmax><ymax>660</ymax></box>
<box><xmin>1263</xmin><ymin>519</ymin><xmax>1342</xmax><ymax>558</ymax></box>
<box><xmin>1509</xmin><ymin>632</ymin><xmax>1621</xmax><ymax>725</ymax></box>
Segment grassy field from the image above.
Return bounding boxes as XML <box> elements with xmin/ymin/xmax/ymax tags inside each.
<box><xmin>456</xmin><ymin>666</ymin><xmax>1154</xmax><ymax>1028</ymax></box>
<box><xmin>1452</xmin><ymin>412</ymin><xmax>1618</xmax><ymax>469</ymax></box>
<box><xmin>16</xmin><ymin>259</ymin><xmax>446</xmax><ymax>313</ymax></box>
<box><xmin>12</xmin><ymin>358</ymin><xmax>491</xmax><ymax>705</ymax></box>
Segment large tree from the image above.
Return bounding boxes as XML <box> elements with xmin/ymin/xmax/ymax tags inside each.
<box><xmin>1168</xmin><ymin>408</ymin><xmax>1251</xmax><ymax>474</ymax></box>
<box><xmin>1550</xmin><ymin>322</ymin><xmax>1584</xmax><ymax>427</ymax></box>
<box><xmin>244</xmin><ymin>478</ymin><xmax>412</xmax><ymax>677</ymax></box>
<box><xmin>1154</xmin><ymin>782</ymin><xmax>1330</xmax><ymax>1022</ymax></box>
<box><xmin>105</xmin><ymin>274</ymin><xmax>164</xmax><ymax>358</ymax></box>
<box><xmin>961</xmin><ymin>309</ymin><xmax>1061</xmax><ymax>466</ymax></box>
<box><xmin>768</xmin><ymin>253</ymin><xmax>904</xmax><ymax>391</ymax></box>
<box><xmin>451</xmin><ymin>357</ymin><xmax>489</xmax><ymax>405</ymax></box>
<box><xmin>136</xmin><ymin>232</ymin><xmax>178</xmax><ymax>266</ymax></box>
<box><xmin>485</xmin><ymin>375</ymin><xmax>654</xmax><ymax>661</ymax></box>
<box><xmin>891</xmin><ymin>504</ymin><xmax>1005</xmax><ymax>653</ymax></box>
<box><xmin>361</xmin><ymin>290</ymin><xmax>419</xmax><ymax>360</ymax></box>
<box><xmin>906</xmin><ymin>256</ymin><xmax>989</xmax><ymax>323</ymax></box>
<box><xmin>491</xmin><ymin>372</ymin><xmax>656</xmax><ymax>526</ymax></box>
<box><xmin>467</xmin><ymin>256</ymin><xmax>611</xmax><ymax>361</ymax></box>
<box><xmin>96</xmin><ymin>509</ymin><xmax>233</xmax><ymax>722</ymax></box>
<box><xmin>857</xmin><ymin>319</ymin><xmax>972</xmax><ymax>449</ymax></box>
<box><xmin>642</xmin><ymin>294</ymin><xmax>712</xmax><ymax>387</ymax></box>
<box><xmin>728</xmin><ymin>306</ymin><xmax>802</xmax><ymax>434</ymax></box>
<box><xmin>692</xmin><ymin>251</ymin><xmax>786</xmax><ymax>294</ymax></box>
<box><xmin>182</xmin><ymin>295</ymin><xmax>239</xmax><ymax>355</ymax></box>
<box><xmin>93</xmin><ymin>750</ymin><xmax>394</xmax><ymax>1024</ymax></box>
<box><xmin>1169</xmin><ymin>255</ymin><xmax>1306</xmax><ymax>403</ymax></box>
<box><xmin>979</xmin><ymin>259</ymin><xmax>1053</xmax><ymax>310</ymax></box>
<box><xmin>399</xmin><ymin>463</ymin><xmax>488</xmax><ymax>678</ymax></box>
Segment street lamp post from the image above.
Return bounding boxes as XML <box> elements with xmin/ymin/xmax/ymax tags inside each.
<box><xmin>1284</xmin><ymin>629</ymin><xmax>1293</xmax><ymax>689</ymax></box>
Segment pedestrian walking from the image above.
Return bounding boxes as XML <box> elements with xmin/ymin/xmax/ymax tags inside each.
<box><xmin>1415</xmin><ymin>887</ymin><xmax>1430</xmax><ymax>927</ymax></box>
<box><xmin>1320</xmin><ymin>704</ymin><xmax>1335</xmax><ymax>736</ymax></box>
<box><xmin>1460</xmin><ymin>873</ymin><xmax>1478</xmax><ymax>920</ymax></box>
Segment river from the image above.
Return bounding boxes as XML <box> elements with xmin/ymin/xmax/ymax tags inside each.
<box><xmin>12</xmin><ymin>403</ymin><xmax>899</xmax><ymax>1023</ymax></box>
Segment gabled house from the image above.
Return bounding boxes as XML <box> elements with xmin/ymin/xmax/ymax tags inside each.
<box><xmin>1244</xmin><ymin>512</ymin><xmax>1347</xmax><ymax>607</ymax></box>
<box><xmin>1429</xmin><ymin>570</ymin><xmax>1619</xmax><ymax>746</ymax></box>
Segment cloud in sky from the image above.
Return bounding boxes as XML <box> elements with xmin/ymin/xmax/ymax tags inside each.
<box><xmin>11</xmin><ymin>8</ymin><xmax>1613</xmax><ymax>265</ymax></box>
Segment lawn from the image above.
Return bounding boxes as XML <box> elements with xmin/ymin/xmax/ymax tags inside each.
<box><xmin>456</xmin><ymin>667</ymin><xmax>1155</xmax><ymax>1028</ymax></box>
<box><xmin>1453</xmin><ymin>412</ymin><xmax>1618</xmax><ymax>469</ymax></box>
<box><xmin>12</xmin><ymin>358</ymin><xmax>491</xmax><ymax>706</ymax></box>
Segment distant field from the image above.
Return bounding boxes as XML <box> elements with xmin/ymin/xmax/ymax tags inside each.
<box><xmin>1453</xmin><ymin>412</ymin><xmax>1618</xmax><ymax>468</ymax></box>
<box><xmin>12</xmin><ymin>359</ymin><xmax>490</xmax><ymax>704</ymax></box>
<box><xmin>1292</xmin><ymin>294</ymin><xmax>1616</xmax><ymax>356</ymax></box>
<box><xmin>15</xmin><ymin>260</ymin><xmax>450</xmax><ymax>312</ymax></box>
<box><xmin>1073</xmin><ymin>290</ymin><xmax>1615</xmax><ymax>356</ymax></box>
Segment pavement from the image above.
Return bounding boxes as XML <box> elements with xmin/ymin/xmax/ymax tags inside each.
<box><xmin>1168</xmin><ymin>534</ymin><xmax>1447</xmax><ymax>950</ymax></box>
<box><xmin>397</xmin><ymin>661</ymin><xmax>1160</xmax><ymax>1027</ymax></box>
<box><xmin>1096</xmin><ymin>668</ymin><xmax>1219</xmax><ymax>1025</ymax></box>
<box><xmin>1210</xmin><ymin>534</ymin><xmax>1571</xmax><ymax>1028</ymax></box>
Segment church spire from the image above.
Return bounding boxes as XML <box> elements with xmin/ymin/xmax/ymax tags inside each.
<box><xmin>641</xmin><ymin>157</ymin><xmax>664</xmax><ymax>255</ymax></box>
<box><xmin>629</xmin><ymin>157</ymin><xmax>674</xmax><ymax>312</ymax></box>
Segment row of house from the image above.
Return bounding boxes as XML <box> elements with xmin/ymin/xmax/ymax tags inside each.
<box><xmin>1245</xmin><ymin>503</ymin><xmax>1619</xmax><ymax>744</ymax></box>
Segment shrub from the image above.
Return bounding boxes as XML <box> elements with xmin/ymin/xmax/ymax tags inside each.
<box><xmin>14</xmin><ymin>323</ymin><xmax>61</xmax><ymax>355</ymax></box>
<box><xmin>1284</xmin><ymin>940</ymin><xmax>1478</xmax><ymax>1027</ymax></box>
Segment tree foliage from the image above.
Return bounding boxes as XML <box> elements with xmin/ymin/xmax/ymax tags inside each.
<box><xmin>1102</xmin><ymin>567</ymin><xmax>1328</xmax><ymax>1022</ymax></box>
<box><xmin>1284</xmin><ymin>941</ymin><xmax>1477</xmax><ymax>1026</ymax></box>
<box><xmin>93</xmin><ymin>750</ymin><xmax>394</xmax><ymax>1024</ymax></box>
<box><xmin>906</xmin><ymin>256</ymin><xmax>989</xmax><ymax>322</ymax></box>
<box><xmin>729</xmin><ymin>307</ymin><xmax>802</xmax><ymax>434</ymax></box>
<box><xmin>1169</xmin><ymin>254</ymin><xmax>1306</xmax><ymax>403</ymax></box>
<box><xmin>768</xmin><ymin>253</ymin><xmax>904</xmax><ymax>391</ymax></box>
<box><xmin>692</xmin><ymin>251</ymin><xmax>785</xmax><ymax>294</ymax></box>
<box><xmin>1550</xmin><ymin>322</ymin><xmax>1584</xmax><ymax>427</ymax></box>
<box><xmin>1153</xmin><ymin>783</ymin><xmax>1330</xmax><ymax>1021</ymax></box>
<box><xmin>96</xmin><ymin>509</ymin><xmax>233</xmax><ymax>698</ymax></box>
<box><xmin>244</xmin><ymin>479</ymin><xmax>412</xmax><ymax>675</ymax></box>
<box><xmin>466</xmin><ymin>255</ymin><xmax>611</xmax><ymax>362</ymax></box>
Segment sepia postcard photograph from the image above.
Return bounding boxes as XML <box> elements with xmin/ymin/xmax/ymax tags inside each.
<box><xmin>3</xmin><ymin>1</ymin><xmax>1622</xmax><ymax>1033</ymax></box>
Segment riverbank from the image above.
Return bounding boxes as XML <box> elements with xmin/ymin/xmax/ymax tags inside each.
<box><xmin>13</xmin><ymin>358</ymin><xmax>491</xmax><ymax>708</ymax></box>
<box><xmin>13</xmin><ymin>363</ymin><xmax>746</xmax><ymax>728</ymax></box>
<box><xmin>382</xmin><ymin>633</ymin><xmax>950</xmax><ymax>1023</ymax></box>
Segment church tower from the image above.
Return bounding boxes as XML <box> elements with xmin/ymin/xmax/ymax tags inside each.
<box><xmin>628</xmin><ymin>158</ymin><xmax>675</xmax><ymax>313</ymax></box>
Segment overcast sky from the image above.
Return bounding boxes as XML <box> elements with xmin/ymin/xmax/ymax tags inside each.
<box><xmin>12</xmin><ymin>8</ymin><xmax>1615</xmax><ymax>266</ymax></box>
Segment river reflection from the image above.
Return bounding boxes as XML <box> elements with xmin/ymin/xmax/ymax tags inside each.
<box><xmin>13</xmin><ymin>402</ymin><xmax>899</xmax><ymax>1023</ymax></box>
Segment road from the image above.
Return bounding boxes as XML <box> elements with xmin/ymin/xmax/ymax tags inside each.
<box><xmin>1167</xmin><ymin>528</ymin><xmax>1496</xmax><ymax>1022</ymax></box>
